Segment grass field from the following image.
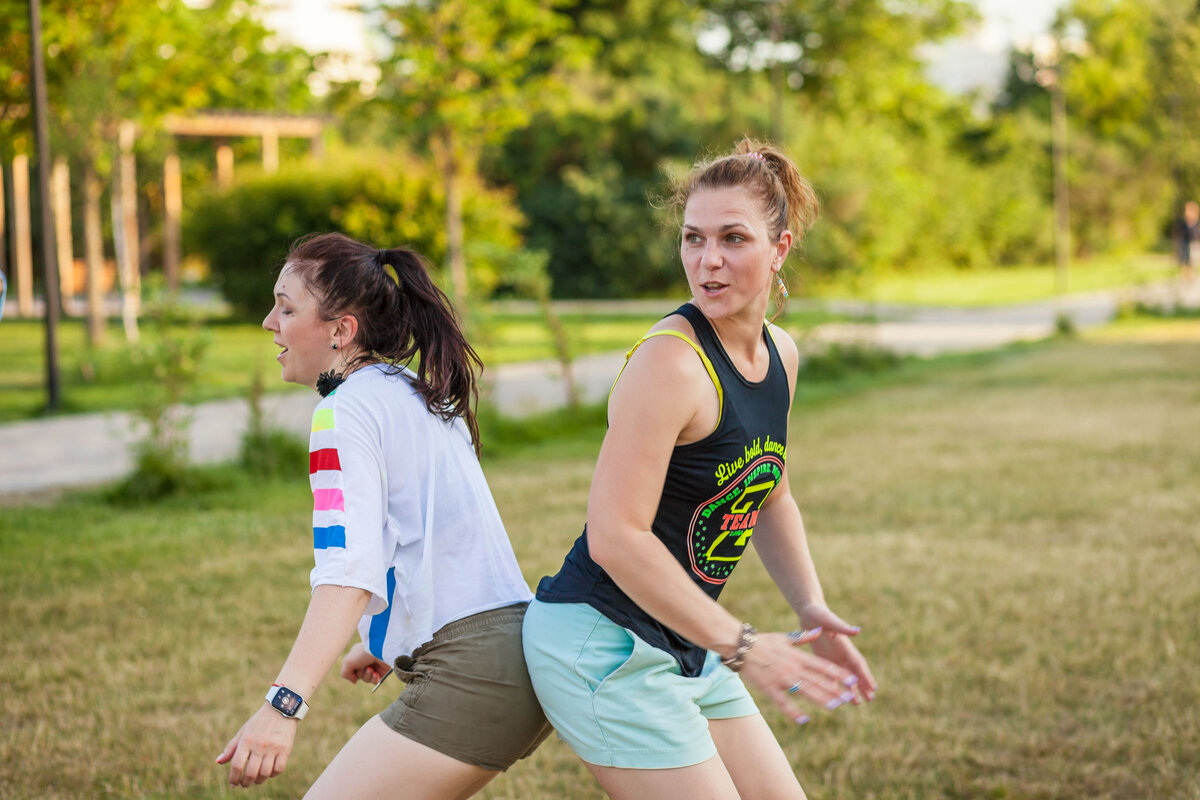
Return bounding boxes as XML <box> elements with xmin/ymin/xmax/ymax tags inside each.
<box><xmin>2</xmin><ymin>318</ymin><xmax>1198</xmax><ymax>799</ymax></box>
<box><xmin>0</xmin><ymin>306</ymin><xmax>846</xmax><ymax>423</ymax></box>
<box><xmin>1</xmin><ymin>253</ymin><xmax>1174</xmax><ymax>423</ymax></box>
<box><xmin>807</xmin><ymin>253</ymin><xmax>1175</xmax><ymax>306</ymax></box>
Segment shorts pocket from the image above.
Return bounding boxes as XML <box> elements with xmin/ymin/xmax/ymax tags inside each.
<box><xmin>572</xmin><ymin>619</ymin><xmax>639</xmax><ymax>696</ymax></box>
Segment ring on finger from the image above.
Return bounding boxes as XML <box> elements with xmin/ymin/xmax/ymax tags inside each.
<box><xmin>788</xmin><ymin>681</ymin><xmax>804</xmax><ymax>695</ymax></box>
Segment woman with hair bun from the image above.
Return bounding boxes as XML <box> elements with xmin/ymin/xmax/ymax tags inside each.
<box><xmin>522</xmin><ymin>140</ymin><xmax>877</xmax><ymax>798</ymax></box>
<box><xmin>217</xmin><ymin>232</ymin><xmax>550</xmax><ymax>797</ymax></box>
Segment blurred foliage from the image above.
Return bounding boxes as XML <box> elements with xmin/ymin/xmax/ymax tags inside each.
<box><xmin>361</xmin><ymin>0</ymin><xmax>585</xmax><ymax>309</ymax></box>
<box><xmin>106</xmin><ymin>285</ymin><xmax>217</xmax><ymax>502</ymax></box>
<box><xmin>0</xmin><ymin>0</ymin><xmax>312</xmax><ymax>164</ymax></box>
<box><xmin>995</xmin><ymin>0</ymin><xmax>1200</xmax><ymax>254</ymax></box>
<box><xmin>5</xmin><ymin>0</ymin><xmax>1199</xmax><ymax>306</ymax></box>
<box><xmin>183</xmin><ymin>149</ymin><xmax>526</xmax><ymax>317</ymax></box>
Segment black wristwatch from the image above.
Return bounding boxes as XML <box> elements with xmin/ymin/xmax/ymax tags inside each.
<box><xmin>265</xmin><ymin>684</ymin><xmax>309</xmax><ymax>720</ymax></box>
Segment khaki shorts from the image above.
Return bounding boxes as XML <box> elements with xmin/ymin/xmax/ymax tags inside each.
<box><xmin>379</xmin><ymin>603</ymin><xmax>552</xmax><ymax>771</ymax></box>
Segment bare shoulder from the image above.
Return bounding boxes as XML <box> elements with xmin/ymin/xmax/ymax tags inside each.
<box><xmin>607</xmin><ymin>312</ymin><xmax>718</xmax><ymax>439</ymax></box>
<box><xmin>619</xmin><ymin>313</ymin><xmax>710</xmax><ymax>390</ymax></box>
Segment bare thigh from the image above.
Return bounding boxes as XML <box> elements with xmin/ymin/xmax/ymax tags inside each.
<box><xmin>585</xmin><ymin>755</ymin><xmax>741</xmax><ymax>800</ymax></box>
<box><xmin>709</xmin><ymin>714</ymin><xmax>806</xmax><ymax>800</ymax></box>
<box><xmin>304</xmin><ymin>715</ymin><xmax>499</xmax><ymax>800</ymax></box>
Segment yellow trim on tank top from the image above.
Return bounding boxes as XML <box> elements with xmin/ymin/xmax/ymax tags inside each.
<box><xmin>609</xmin><ymin>330</ymin><xmax>724</xmax><ymax>432</ymax></box>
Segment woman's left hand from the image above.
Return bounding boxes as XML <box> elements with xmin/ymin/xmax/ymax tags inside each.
<box><xmin>801</xmin><ymin>604</ymin><xmax>877</xmax><ymax>703</ymax></box>
<box><xmin>215</xmin><ymin>704</ymin><xmax>298</xmax><ymax>787</ymax></box>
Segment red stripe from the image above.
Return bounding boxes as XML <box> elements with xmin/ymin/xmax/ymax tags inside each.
<box><xmin>309</xmin><ymin>448</ymin><xmax>341</xmax><ymax>474</ymax></box>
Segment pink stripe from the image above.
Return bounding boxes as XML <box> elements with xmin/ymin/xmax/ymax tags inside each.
<box><xmin>312</xmin><ymin>488</ymin><xmax>345</xmax><ymax>511</ymax></box>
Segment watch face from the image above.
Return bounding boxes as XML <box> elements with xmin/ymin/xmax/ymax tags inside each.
<box><xmin>272</xmin><ymin>687</ymin><xmax>302</xmax><ymax>716</ymax></box>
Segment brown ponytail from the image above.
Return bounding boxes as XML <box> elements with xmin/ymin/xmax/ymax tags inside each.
<box><xmin>285</xmin><ymin>232</ymin><xmax>484</xmax><ymax>456</ymax></box>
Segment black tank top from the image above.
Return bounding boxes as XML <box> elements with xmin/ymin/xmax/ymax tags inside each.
<box><xmin>535</xmin><ymin>303</ymin><xmax>791</xmax><ymax>677</ymax></box>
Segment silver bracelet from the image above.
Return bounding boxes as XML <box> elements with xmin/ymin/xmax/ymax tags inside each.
<box><xmin>720</xmin><ymin>623</ymin><xmax>758</xmax><ymax>672</ymax></box>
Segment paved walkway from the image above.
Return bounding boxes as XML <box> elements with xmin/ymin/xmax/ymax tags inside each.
<box><xmin>4</xmin><ymin>284</ymin><xmax>1196</xmax><ymax>497</ymax></box>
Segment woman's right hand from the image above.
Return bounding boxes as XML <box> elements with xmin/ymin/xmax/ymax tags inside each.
<box><xmin>737</xmin><ymin>629</ymin><xmax>861</xmax><ymax>725</ymax></box>
<box><xmin>339</xmin><ymin>642</ymin><xmax>390</xmax><ymax>685</ymax></box>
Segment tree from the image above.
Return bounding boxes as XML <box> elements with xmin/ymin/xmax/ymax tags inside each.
<box><xmin>994</xmin><ymin>0</ymin><xmax>1200</xmax><ymax>254</ymax></box>
<box><xmin>373</xmin><ymin>0</ymin><xmax>581</xmax><ymax>313</ymax></box>
<box><xmin>698</xmin><ymin>0</ymin><xmax>977</xmax><ymax>131</ymax></box>
<box><xmin>0</xmin><ymin>0</ymin><xmax>312</xmax><ymax>338</ymax></box>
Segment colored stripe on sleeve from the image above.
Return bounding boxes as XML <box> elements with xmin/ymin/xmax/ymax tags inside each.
<box><xmin>312</xmin><ymin>488</ymin><xmax>345</xmax><ymax>511</ymax></box>
<box><xmin>367</xmin><ymin>567</ymin><xmax>397</xmax><ymax>659</ymax></box>
<box><xmin>309</xmin><ymin>448</ymin><xmax>341</xmax><ymax>474</ymax></box>
<box><xmin>311</xmin><ymin>408</ymin><xmax>335</xmax><ymax>432</ymax></box>
<box><xmin>313</xmin><ymin>525</ymin><xmax>346</xmax><ymax>550</ymax></box>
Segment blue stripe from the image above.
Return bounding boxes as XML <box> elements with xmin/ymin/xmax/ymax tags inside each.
<box><xmin>313</xmin><ymin>525</ymin><xmax>346</xmax><ymax>550</ymax></box>
<box><xmin>368</xmin><ymin>567</ymin><xmax>396</xmax><ymax>659</ymax></box>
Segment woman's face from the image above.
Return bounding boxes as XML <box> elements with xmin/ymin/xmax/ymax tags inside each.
<box><xmin>262</xmin><ymin>264</ymin><xmax>340</xmax><ymax>390</ymax></box>
<box><xmin>681</xmin><ymin>186</ymin><xmax>791</xmax><ymax>322</ymax></box>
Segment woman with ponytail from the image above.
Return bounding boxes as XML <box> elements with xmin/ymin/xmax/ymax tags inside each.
<box><xmin>218</xmin><ymin>232</ymin><xmax>550</xmax><ymax>796</ymax></box>
<box><xmin>523</xmin><ymin>140</ymin><xmax>877</xmax><ymax>798</ymax></box>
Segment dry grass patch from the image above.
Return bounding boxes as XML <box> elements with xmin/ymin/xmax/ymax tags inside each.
<box><xmin>1</xmin><ymin>329</ymin><xmax>1198</xmax><ymax>798</ymax></box>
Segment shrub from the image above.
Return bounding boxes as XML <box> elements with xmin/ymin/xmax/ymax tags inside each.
<box><xmin>800</xmin><ymin>341</ymin><xmax>902</xmax><ymax>381</ymax></box>
<box><xmin>239</xmin><ymin>370</ymin><xmax>308</xmax><ymax>479</ymax></box>
<box><xmin>185</xmin><ymin>149</ymin><xmax>527</xmax><ymax>317</ymax></box>
<box><xmin>106</xmin><ymin>291</ymin><xmax>216</xmax><ymax>503</ymax></box>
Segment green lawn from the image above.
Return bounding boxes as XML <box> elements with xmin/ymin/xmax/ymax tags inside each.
<box><xmin>2</xmin><ymin>317</ymin><xmax>1197</xmax><ymax>798</ymax></box>
<box><xmin>0</xmin><ymin>305</ymin><xmax>841</xmax><ymax>423</ymax></box>
<box><xmin>807</xmin><ymin>252</ymin><xmax>1175</xmax><ymax>306</ymax></box>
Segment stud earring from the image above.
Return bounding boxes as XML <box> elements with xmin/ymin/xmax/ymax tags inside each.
<box><xmin>331</xmin><ymin>343</ymin><xmax>339</xmax><ymax>350</ymax></box>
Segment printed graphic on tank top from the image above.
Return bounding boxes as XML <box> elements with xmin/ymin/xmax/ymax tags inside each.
<box><xmin>535</xmin><ymin>303</ymin><xmax>791</xmax><ymax>677</ymax></box>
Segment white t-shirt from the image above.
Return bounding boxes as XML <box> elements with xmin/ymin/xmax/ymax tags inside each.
<box><xmin>307</xmin><ymin>363</ymin><xmax>532</xmax><ymax>665</ymax></box>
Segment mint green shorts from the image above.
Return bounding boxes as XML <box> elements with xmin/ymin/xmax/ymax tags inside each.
<box><xmin>521</xmin><ymin>599</ymin><xmax>759</xmax><ymax>769</ymax></box>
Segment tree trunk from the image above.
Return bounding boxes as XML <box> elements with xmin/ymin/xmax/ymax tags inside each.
<box><xmin>431</xmin><ymin>128</ymin><xmax>468</xmax><ymax>315</ymax></box>
<box><xmin>1051</xmin><ymin>82</ymin><xmax>1070</xmax><ymax>295</ymax></box>
<box><xmin>84</xmin><ymin>161</ymin><xmax>106</xmax><ymax>346</ymax></box>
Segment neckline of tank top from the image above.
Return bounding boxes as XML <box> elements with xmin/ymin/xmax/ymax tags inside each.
<box><xmin>683</xmin><ymin>304</ymin><xmax>776</xmax><ymax>389</ymax></box>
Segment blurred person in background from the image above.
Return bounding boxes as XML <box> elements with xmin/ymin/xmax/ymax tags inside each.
<box><xmin>522</xmin><ymin>140</ymin><xmax>877</xmax><ymax>800</ymax></box>
<box><xmin>217</xmin><ymin>232</ymin><xmax>550</xmax><ymax>797</ymax></box>
<box><xmin>1173</xmin><ymin>200</ymin><xmax>1199</xmax><ymax>282</ymax></box>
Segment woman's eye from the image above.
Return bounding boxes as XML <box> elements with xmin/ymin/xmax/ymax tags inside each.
<box><xmin>727</xmin><ymin>234</ymin><xmax>744</xmax><ymax>243</ymax></box>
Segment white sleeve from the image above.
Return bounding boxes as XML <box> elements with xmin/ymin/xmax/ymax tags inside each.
<box><xmin>307</xmin><ymin>391</ymin><xmax>394</xmax><ymax>616</ymax></box>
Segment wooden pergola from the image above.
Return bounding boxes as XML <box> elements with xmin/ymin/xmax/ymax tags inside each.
<box><xmin>2</xmin><ymin>111</ymin><xmax>326</xmax><ymax>322</ymax></box>
<box><xmin>160</xmin><ymin>111</ymin><xmax>327</xmax><ymax>284</ymax></box>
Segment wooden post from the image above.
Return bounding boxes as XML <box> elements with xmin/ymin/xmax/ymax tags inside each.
<box><xmin>12</xmin><ymin>154</ymin><xmax>34</xmax><ymax>318</ymax></box>
<box><xmin>0</xmin><ymin>160</ymin><xmax>6</xmax><ymax>311</ymax></box>
<box><xmin>114</xmin><ymin>120</ymin><xmax>140</xmax><ymax>342</ymax></box>
<box><xmin>53</xmin><ymin>156</ymin><xmax>75</xmax><ymax>312</ymax></box>
<box><xmin>262</xmin><ymin>127</ymin><xmax>279</xmax><ymax>173</ymax></box>
<box><xmin>163</xmin><ymin>151</ymin><xmax>182</xmax><ymax>291</ymax></box>
<box><xmin>216</xmin><ymin>142</ymin><xmax>234</xmax><ymax>188</ymax></box>
<box><xmin>84</xmin><ymin>162</ymin><xmax>106</xmax><ymax>345</ymax></box>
